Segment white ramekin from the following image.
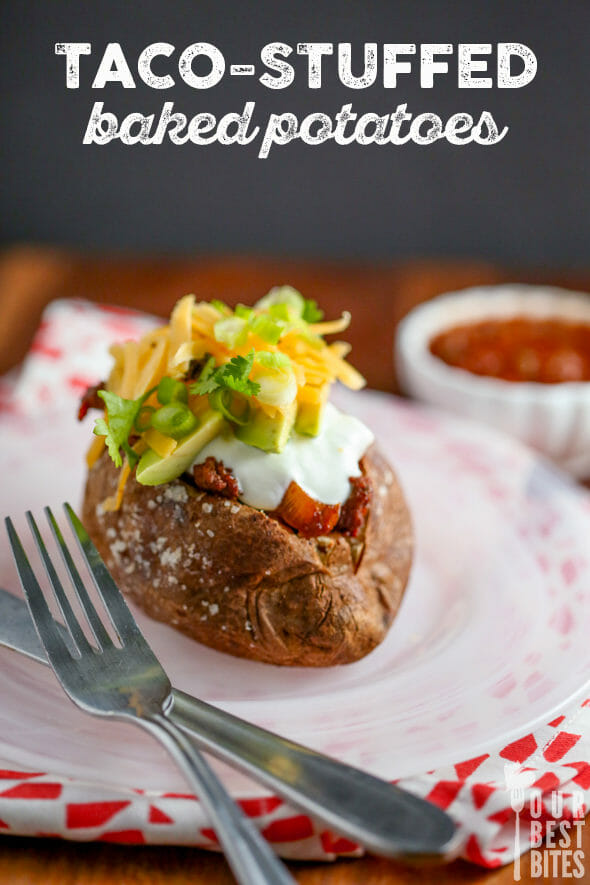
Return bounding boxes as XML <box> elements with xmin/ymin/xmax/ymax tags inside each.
<box><xmin>395</xmin><ymin>284</ymin><xmax>590</xmax><ymax>478</ymax></box>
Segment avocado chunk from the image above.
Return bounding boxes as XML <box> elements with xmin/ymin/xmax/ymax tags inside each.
<box><xmin>295</xmin><ymin>397</ymin><xmax>327</xmax><ymax>436</ymax></box>
<box><xmin>234</xmin><ymin>401</ymin><xmax>296</xmax><ymax>453</ymax></box>
<box><xmin>136</xmin><ymin>410</ymin><xmax>225</xmax><ymax>486</ymax></box>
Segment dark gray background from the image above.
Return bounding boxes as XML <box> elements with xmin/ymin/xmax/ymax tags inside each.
<box><xmin>1</xmin><ymin>1</ymin><xmax>588</xmax><ymax>266</ymax></box>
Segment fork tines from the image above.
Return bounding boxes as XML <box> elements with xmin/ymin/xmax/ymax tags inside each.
<box><xmin>6</xmin><ymin>504</ymin><xmax>140</xmax><ymax>659</ymax></box>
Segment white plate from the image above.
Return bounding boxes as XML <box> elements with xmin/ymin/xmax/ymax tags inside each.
<box><xmin>1</xmin><ymin>387</ymin><xmax>590</xmax><ymax>795</ymax></box>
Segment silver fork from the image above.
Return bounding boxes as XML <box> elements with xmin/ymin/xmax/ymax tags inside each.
<box><xmin>6</xmin><ymin>505</ymin><xmax>296</xmax><ymax>885</ymax></box>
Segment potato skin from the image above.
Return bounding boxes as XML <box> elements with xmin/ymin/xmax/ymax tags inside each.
<box><xmin>82</xmin><ymin>446</ymin><xmax>413</xmax><ymax>666</ymax></box>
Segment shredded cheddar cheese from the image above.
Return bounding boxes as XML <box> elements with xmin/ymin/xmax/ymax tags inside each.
<box><xmin>86</xmin><ymin>433</ymin><xmax>105</xmax><ymax>469</ymax></box>
<box><xmin>133</xmin><ymin>336</ymin><xmax>168</xmax><ymax>400</ymax></box>
<box><xmin>93</xmin><ymin>289</ymin><xmax>366</xmax><ymax>510</ymax></box>
<box><xmin>101</xmin><ymin>459</ymin><xmax>132</xmax><ymax>512</ymax></box>
<box><xmin>143</xmin><ymin>427</ymin><xmax>178</xmax><ymax>459</ymax></box>
<box><xmin>168</xmin><ymin>294</ymin><xmax>197</xmax><ymax>376</ymax></box>
<box><xmin>106</xmin><ymin>294</ymin><xmax>364</xmax><ymax>404</ymax></box>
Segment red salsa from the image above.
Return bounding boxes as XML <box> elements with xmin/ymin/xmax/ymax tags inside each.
<box><xmin>429</xmin><ymin>317</ymin><xmax>590</xmax><ymax>383</ymax></box>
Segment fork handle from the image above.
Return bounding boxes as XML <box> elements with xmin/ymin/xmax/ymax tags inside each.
<box><xmin>169</xmin><ymin>689</ymin><xmax>457</xmax><ymax>858</ymax></box>
<box><xmin>141</xmin><ymin>713</ymin><xmax>296</xmax><ymax>885</ymax></box>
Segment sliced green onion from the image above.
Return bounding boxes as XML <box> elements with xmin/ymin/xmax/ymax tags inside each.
<box><xmin>235</xmin><ymin>304</ymin><xmax>253</xmax><ymax>320</ymax></box>
<box><xmin>268</xmin><ymin>303</ymin><xmax>291</xmax><ymax>322</ymax></box>
<box><xmin>209</xmin><ymin>389</ymin><xmax>250</xmax><ymax>425</ymax></box>
<box><xmin>255</xmin><ymin>376</ymin><xmax>297</xmax><ymax>407</ymax></box>
<box><xmin>254</xmin><ymin>351</ymin><xmax>291</xmax><ymax>371</ymax></box>
<box><xmin>255</xmin><ymin>286</ymin><xmax>305</xmax><ymax>316</ymax></box>
<box><xmin>214</xmin><ymin>316</ymin><xmax>248</xmax><ymax>348</ymax></box>
<box><xmin>134</xmin><ymin>405</ymin><xmax>155</xmax><ymax>433</ymax></box>
<box><xmin>157</xmin><ymin>376</ymin><xmax>188</xmax><ymax>405</ymax></box>
<box><xmin>249</xmin><ymin>313</ymin><xmax>283</xmax><ymax>344</ymax></box>
<box><xmin>151</xmin><ymin>404</ymin><xmax>198</xmax><ymax>440</ymax></box>
<box><xmin>142</xmin><ymin>385</ymin><xmax>158</xmax><ymax>401</ymax></box>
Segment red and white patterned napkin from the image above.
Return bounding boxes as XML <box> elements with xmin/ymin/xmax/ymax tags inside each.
<box><xmin>0</xmin><ymin>298</ymin><xmax>588</xmax><ymax>867</ymax></box>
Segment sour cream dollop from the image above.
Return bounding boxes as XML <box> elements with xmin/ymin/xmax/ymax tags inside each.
<box><xmin>193</xmin><ymin>403</ymin><xmax>374</xmax><ymax>511</ymax></box>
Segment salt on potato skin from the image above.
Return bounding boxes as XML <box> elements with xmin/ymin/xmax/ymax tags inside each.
<box><xmin>83</xmin><ymin>446</ymin><xmax>413</xmax><ymax>667</ymax></box>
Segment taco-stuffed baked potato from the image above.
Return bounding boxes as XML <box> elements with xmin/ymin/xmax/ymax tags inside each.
<box><xmin>80</xmin><ymin>288</ymin><xmax>413</xmax><ymax>666</ymax></box>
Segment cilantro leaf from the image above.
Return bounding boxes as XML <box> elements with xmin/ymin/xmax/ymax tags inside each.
<box><xmin>221</xmin><ymin>351</ymin><xmax>260</xmax><ymax>395</ymax></box>
<box><xmin>94</xmin><ymin>416</ymin><xmax>122</xmax><ymax>466</ymax></box>
<box><xmin>190</xmin><ymin>356</ymin><xmax>219</xmax><ymax>395</ymax></box>
<box><xmin>301</xmin><ymin>298</ymin><xmax>324</xmax><ymax>324</ymax></box>
<box><xmin>190</xmin><ymin>350</ymin><xmax>260</xmax><ymax>400</ymax></box>
<box><xmin>93</xmin><ymin>389</ymin><xmax>144</xmax><ymax>468</ymax></box>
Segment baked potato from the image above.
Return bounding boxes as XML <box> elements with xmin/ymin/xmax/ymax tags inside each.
<box><xmin>81</xmin><ymin>288</ymin><xmax>413</xmax><ymax>666</ymax></box>
<box><xmin>83</xmin><ymin>444</ymin><xmax>412</xmax><ymax>667</ymax></box>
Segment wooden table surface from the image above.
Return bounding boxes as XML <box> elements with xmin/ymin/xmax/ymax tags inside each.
<box><xmin>1</xmin><ymin>244</ymin><xmax>590</xmax><ymax>884</ymax></box>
